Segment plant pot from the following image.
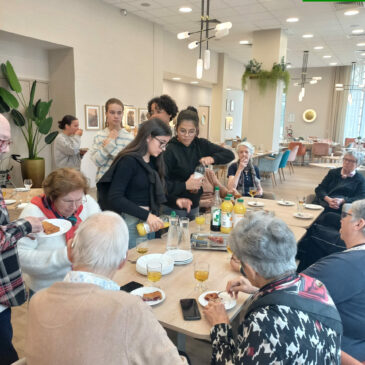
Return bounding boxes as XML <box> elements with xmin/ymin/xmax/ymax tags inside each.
<box><xmin>21</xmin><ymin>159</ymin><xmax>45</xmax><ymax>188</ymax></box>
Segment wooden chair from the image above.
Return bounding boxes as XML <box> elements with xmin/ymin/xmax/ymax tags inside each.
<box><xmin>311</xmin><ymin>142</ymin><xmax>330</xmax><ymax>162</ymax></box>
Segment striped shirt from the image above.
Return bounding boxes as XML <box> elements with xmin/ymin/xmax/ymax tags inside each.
<box><xmin>90</xmin><ymin>128</ymin><xmax>133</xmax><ymax>182</ymax></box>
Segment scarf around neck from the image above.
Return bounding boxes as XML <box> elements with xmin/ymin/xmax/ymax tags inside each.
<box><xmin>237</xmin><ymin>159</ymin><xmax>260</xmax><ymax>195</ymax></box>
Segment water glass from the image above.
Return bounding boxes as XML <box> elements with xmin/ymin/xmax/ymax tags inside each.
<box><xmin>136</xmin><ymin>238</ymin><xmax>149</xmax><ymax>255</ymax></box>
<box><xmin>24</xmin><ymin>179</ymin><xmax>33</xmax><ymax>190</ymax></box>
<box><xmin>179</xmin><ymin>217</ymin><xmax>191</xmax><ymax>251</ymax></box>
<box><xmin>166</xmin><ymin>216</ymin><xmax>179</xmax><ymax>250</ymax></box>
<box><xmin>296</xmin><ymin>196</ymin><xmax>306</xmax><ymax>212</ymax></box>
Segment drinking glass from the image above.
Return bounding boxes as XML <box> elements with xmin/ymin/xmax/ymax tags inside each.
<box><xmin>194</xmin><ymin>261</ymin><xmax>209</xmax><ymax>292</ymax></box>
<box><xmin>179</xmin><ymin>217</ymin><xmax>191</xmax><ymax>251</ymax></box>
<box><xmin>136</xmin><ymin>238</ymin><xmax>149</xmax><ymax>255</ymax></box>
<box><xmin>248</xmin><ymin>186</ymin><xmax>257</xmax><ymax>203</ymax></box>
<box><xmin>195</xmin><ymin>214</ymin><xmax>205</xmax><ymax>232</ymax></box>
<box><xmin>147</xmin><ymin>262</ymin><xmax>162</xmax><ymax>287</ymax></box>
<box><xmin>24</xmin><ymin>179</ymin><xmax>33</xmax><ymax>190</ymax></box>
<box><xmin>297</xmin><ymin>196</ymin><xmax>306</xmax><ymax>213</ymax></box>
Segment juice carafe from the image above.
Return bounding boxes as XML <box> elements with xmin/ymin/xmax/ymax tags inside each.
<box><xmin>220</xmin><ymin>196</ymin><xmax>233</xmax><ymax>233</ymax></box>
<box><xmin>233</xmin><ymin>198</ymin><xmax>246</xmax><ymax>226</ymax></box>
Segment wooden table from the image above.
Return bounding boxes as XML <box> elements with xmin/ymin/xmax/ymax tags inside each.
<box><xmin>246</xmin><ymin>198</ymin><xmax>323</xmax><ymax>229</ymax></box>
<box><xmin>113</xmin><ymin>220</ymin><xmax>306</xmax><ymax>348</ymax></box>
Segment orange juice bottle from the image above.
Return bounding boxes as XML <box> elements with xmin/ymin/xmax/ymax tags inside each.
<box><xmin>220</xmin><ymin>197</ymin><xmax>233</xmax><ymax>234</ymax></box>
<box><xmin>233</xmin><ymin>198</ymin><xmax>246</xmax><ymax>226</ymax></box>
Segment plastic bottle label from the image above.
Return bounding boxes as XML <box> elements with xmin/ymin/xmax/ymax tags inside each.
<box><xmin>233</xmin><ymin>213</ymin><xmax>244</xmax><ymax>226</ymax></box>
<box><xmin>211</xmin><ymin>207</ymin><xmax>221</xmax><ymax>226</ymax></box>
<box><xmin>221</xmin><ymin>211</ymin><xmax>232</xmax><ymax>228</ymax></box>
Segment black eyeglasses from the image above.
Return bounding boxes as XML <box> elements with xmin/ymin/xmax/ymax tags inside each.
<box><xmin>154</xmin><ymin>137</ymin><xmax>168</xmax><ymax>150</ymax></box>
<box><xmin>341</xmin><ymin>211</ymin><xmax>353</xmax><ymax>219</ymax></box>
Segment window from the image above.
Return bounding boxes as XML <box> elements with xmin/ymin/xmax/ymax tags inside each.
<box><xmin>343</xmin><ymin>63</ymin><xmax>365</xmax><ymax>140</ymax></box>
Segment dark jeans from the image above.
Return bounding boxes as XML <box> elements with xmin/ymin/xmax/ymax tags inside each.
<box><xmin>0</xmin><ymin>308</ymin><xmax>19</xmax><ymax>365</ymax></box>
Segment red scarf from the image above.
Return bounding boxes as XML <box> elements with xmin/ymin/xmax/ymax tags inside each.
<box><xmin>31</xmin><ymin>194</ymin><xmax>84</xmax><ymax>241</ymax></box>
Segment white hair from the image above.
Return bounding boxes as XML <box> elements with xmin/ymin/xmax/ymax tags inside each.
<box><xmin>350</xmin><ymin>199</ymin><xmax>365</xmax><ymax>235</ymax></box>
<box><xmin>71</xmin><ymin>211</ymin><xmax>129</xmax><ymax>276</ymax></box>
<box><xmin>236</xmin><ymin>141</ymin><xmax>255</xmax><ymax>155</ymax></box>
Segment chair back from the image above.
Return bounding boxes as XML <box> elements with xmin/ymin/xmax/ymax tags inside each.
<box><xmin>344</xmin><ymin>138</ymin><xmax>355</xmax><ymax>147</ymax></box>
<box><xmin>279</xmin><ymin>150</ymin><xmax>291</xmax><ymax>168</ymax></box>
<box><xmin>288</xmin><ymin>142</ymin><xmax>306</xmax><ymax>156</ymax></box>
<box><xmin>258</xmin><ymin>151</ymin><xmax>284</xmax><ymax>173</ymax></box>
<box><xmin>287</xmin><ymin>145</ymin><xmax>299</xmax><ymax>162</ymax></box>
<box><xmin>312</xmin><ymin>142</ymin><xmax>330</xmax><ymax>157</ymax></box>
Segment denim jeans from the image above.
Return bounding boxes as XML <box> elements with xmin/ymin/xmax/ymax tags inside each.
<box><xmin>0</xmin><ymin>308</ymin><xmax>18</xmax><ymax>365</ymax></box>
<box><xmin>121</xmin><ymin>213</ymin><xmax>155</xmax><ymax>249</ymax></box>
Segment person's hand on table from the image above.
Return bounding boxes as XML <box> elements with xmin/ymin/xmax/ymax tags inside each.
<box><xmin>199</xmin><ymin>156</ymin><xmax>214</xmax><ymax>166</ymax></box>
<box><xmin>147</xmin><ymin>213</ymin><xmax>164</xmax><ymax>232</ymax></box>
<box><xmin>24</xmin><ymin>216</ymin><xmax>45</xmax><ymax>233</ymax></box>
<box><xmin>226</xmin><ymin>276</ymin><xmax>258</xmax><ymax>298</ymax></box>
<box><xmin>203</xmin><ymin>301</ymin><xmax>229</xmax><ymax>327</ymax></box>
<box><xmin>186</xmin><ymin>174</ymin><xmax>203</xmax><ymax>191</ymax></box>
<box><xmin>176</xmin><ymin>198</ymin><xmax>192</xmax><ymax>213</ymax></box>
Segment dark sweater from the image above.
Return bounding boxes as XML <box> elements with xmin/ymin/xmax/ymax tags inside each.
<box><xmin>314</xmin><ymin>168</ymin><xmax>365</xmax><ymax>207</ymax></box>
<box><xmin>164</xmin><ymin>137</ymin><xmax>234</xmax><ymax>209</ymax></box>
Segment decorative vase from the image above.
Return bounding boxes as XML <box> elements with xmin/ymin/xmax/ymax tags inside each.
<box><xmin>21</xmin><ymin>159</ymin><xmax>45</xmax><ymax>188</ymax></box>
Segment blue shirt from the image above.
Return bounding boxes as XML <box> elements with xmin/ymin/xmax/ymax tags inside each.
<box><xmin>227</xmin><ymin>163</ymin><xmax>260</xmax><ymax>196</ymax></box>
<box><xmin>304</xmin><ymin>247</ymin><xmax>365</xmax><ymax>361</ymax></box>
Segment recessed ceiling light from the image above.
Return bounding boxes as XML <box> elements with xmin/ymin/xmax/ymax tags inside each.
<box><xmin>310</xmin><ymin>80</ymin><xmax>317</xmax><ymax>84</ymax></box>
<box><xmin>286</xmin><ymin>17</ymin><xmax>299</xmax><ymax>23</ymax></box>
<box><xmin>179</xmin><ymin>7</ymin><xmax>192</xmax><ymax>13</ymax></box>
<box><xmin>226</xmin><ymin>88</ymin><xmax>232</xmax><ymax>91</ymax></box>
<box><xmin>140</xmin><ymin>2</ymin><xmax>150</xmax><ymax>7</ymax></box>
<box><xmin>352</xmin><ymin>29</ymin><xmax>364</xmax><ymax>34</ymax></box>
<box><xmin>330</xmin><ymin>62</ymin><xmax>338</xmax><ymax>66</ymax></box>
<box><xmin>323</xmin><ymin>55</ymin><xmax>332</xmax><ymax>59</ymax></box>
<box><xmin>357</xmin><ymin>42</ymin><xmax>365</xmax><ymax>47</ymax></box>
<box><xmin>302</xmin><ymin>34</ymin><xmax>314</xmax><ymax>38</ymax></box>
<box><xmin>344</xmin><ymin>9</ymin><xmax>359</xmax><ymax>16</ymax></box>
<box><xmin>314</xmin><ymin>46</ymin><xmax>324</xmax><ymax>50</ymax></box>
<box><xmin>239</xmin><ymin>40</ymin><xmax>250</xmax><ymax>45</ymax></box>
<box><xmin>172</xmin><ymin>77</ymin><xmax>181</xmax><ymax>80</ymax></box>
<box><xmin>312</xmin><ymin>76</ymin><xmax>322</xmax><ymax>80</ymax></box>
<box><xmin>190</xmin><ymin>81</ymin><xmax>199</xmax><ymax>84</ymax></box>
<box><xmin>361</xmin><ymin>52</ymin><xmax>365</xmax><ymax>56</ymax></box>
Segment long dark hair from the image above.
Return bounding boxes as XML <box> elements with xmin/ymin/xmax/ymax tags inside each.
<box><xmin>112</xmin><ymin>118</ymin><xmax>172</xmax><ymax>181</ymax></box>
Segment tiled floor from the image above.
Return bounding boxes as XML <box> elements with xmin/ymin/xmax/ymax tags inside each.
<box><xmin>11</xmin><ymin>165</ymin><xmax>327</xmax><ymax>364</ymax></box>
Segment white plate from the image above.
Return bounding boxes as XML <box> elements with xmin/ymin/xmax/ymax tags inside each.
<box><xmin>16</xmin><ymin>203</ymin><xmax>28</xmax><ymax>209</ymax></box>
<box><xmin>277</xmin><ymin>200</ymin><xmax>295</xmax><ymax>206</ymax></box>
<box><xmin>4</xmin><ymin>199</ymin><xmax>16</xmax><ymax>205</ymax></box>
<box><xmin>293</xmin><ymin>212</ymin><xmax>314</xmax><ymax>219</ymax></box>
<box><xmin>130</xmin><ymin>287</ymin><xmax>166</xmax><ymax>306</ymax></box>
<box><xmin>247</xmin><ymin>201</ymin><xmax>264</xmax><ymax>207</ymax></box>
<box><xmin>165</xmin><ymin>249</ymin><xmax>193</xmax><ymax>264</ymax></box>
<box><xmin>174</xmin><ymin>257</ymin><xmax>193</xmax><ymax>266</ymax></box>
<box><xmin>136</xmin><ymin>253</ymin><xmax>174</xmax><ymax>276</ymax></box>
<box><xmin>198</xmin><ymin>291</ymin><xmax>236</xmax><ymax>311</ymax></box>
<box><xmin>304</xmin><ymin>204</ymin><xmax>322</xmax><ymax>210</ymax></box>
<box><xmin>37</xmin><ymin>219</ymin><xmax>72</xmax><ymax>238</ymax></box>
<box><xmin>15</xmin><ymin>187</ymin><xmax>30</xmax><ymax>192</ymax></box>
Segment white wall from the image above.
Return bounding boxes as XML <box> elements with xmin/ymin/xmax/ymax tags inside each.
<box><xmin>284</xmin><ymin>66</ymin><xmax>335</xmax><ymax>140</ymax></box>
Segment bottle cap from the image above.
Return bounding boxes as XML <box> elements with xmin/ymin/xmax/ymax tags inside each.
<box><xmin>227</xmin><ymin>193</ymin><xmax>233</xmax><ymax>197</ymax></box>
<box><xmin>170</xmin><ymin>211</ymin><xmax>176</xmax><ymax>217</ymax></box>
<box><xmin>237</xmin><ymin>198</ymin><xmax>244</xmax><ymax>203</ymax></box>
<box><xmin>224</xmin><ymin>196</ymin><xmax>230</xmax><ymax>201</ymax></box>
<box><xmin>214</xmin><ymin>186</ymin><xmax>220</xmax><ymax>190</ymax></box>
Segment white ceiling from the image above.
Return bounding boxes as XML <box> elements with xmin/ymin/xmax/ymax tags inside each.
<box><xmin>102</xmin><ymin>0</ymin><xmax>365</xmax><ymax>68</ymax></box>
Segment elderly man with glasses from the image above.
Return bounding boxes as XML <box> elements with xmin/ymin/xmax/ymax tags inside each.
<box><xmin>304</xmin><ymin>199</ymin><xmax>365</xmax><ymax>364</ymax></box>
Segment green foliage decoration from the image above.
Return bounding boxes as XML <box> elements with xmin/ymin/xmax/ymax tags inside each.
<box><xmin>0</xmin><ymin>60</ymin><xmax>58</xmax><ymax>159</ymax></box>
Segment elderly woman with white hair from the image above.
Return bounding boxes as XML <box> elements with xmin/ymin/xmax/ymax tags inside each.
<box><xmin>203</xmin><ymin>211</ymin><xmax>342</xmax><ymax>364</ymax></box>
<box><xmin>227</xmin><ymin>141</ymin><xmax>263</xmax><ymax>197</ymax></box>
<box><xmin>25</xmin><ymin>212</ymin><xmax>187</xmax><ymax>365</ymax></box>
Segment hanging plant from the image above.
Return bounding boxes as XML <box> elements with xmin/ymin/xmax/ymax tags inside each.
<box><xmin>242</xmin><ymin>56</ymin><xmax>290</xmax><ymax>94</ymax></box>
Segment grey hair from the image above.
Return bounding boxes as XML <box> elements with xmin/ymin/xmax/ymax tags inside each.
<box><xmin>345</xmin><ymin>150</ymin><xmax>363</xmax><ymax>165</ymax></box>
<box><xmin>229</xmin><ymin>211</ymin><xmax>297</xmax><ymax>279</ymax></box>
<box><xmin>71</xmin><ymin>211</ymin><xmax>129</xmax><ymax>276</ymax></box>
<box><xmin>236</xmin><ymin>141</ymin><xmax>255</xmax><ymax>155</ymax></box>
<box><xmin>350</xmin><ymin>199</ymin><xmax>365</xmax><ymax>235</ymax></box>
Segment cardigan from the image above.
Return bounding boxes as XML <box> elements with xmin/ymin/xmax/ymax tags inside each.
<box><xmin>53</xmin><ymin>133</ymin><xmax>82</xmax><ymax>169</ymax></box>
<box><xmin>25</xmin><ymin>282</ymin><xmax>187</xmax><ymax>365</ymax></box>
<box><xmin>17</xmin><ymin>195</ymin><xmax>101</xmax><ymax>292</ymax></box>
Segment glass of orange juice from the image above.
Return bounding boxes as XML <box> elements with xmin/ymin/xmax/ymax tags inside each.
<box><xmin>147</xmin><ymin>262</ymin><xmax>162</xmax><ymax>287</ymax></box>
<box><xmin>194</xmin><ymin>261</ymin><xmax>209</xmax><ymax>292</ymax></box>
<box><xmin>195</xmin><ymin>214</ymin><xmax>205</xmax><ymax>232</ymax></box>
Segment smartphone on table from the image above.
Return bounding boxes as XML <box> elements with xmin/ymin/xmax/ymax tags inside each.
<box><xmin>180</xmin><ymin>298</ymin><xmax>201</xmax><ymax>321</ymax></box>
<box><xmin>120</xmin><ymin>281</ymin><xmax>143</xmax><ymax>293</ymax></box>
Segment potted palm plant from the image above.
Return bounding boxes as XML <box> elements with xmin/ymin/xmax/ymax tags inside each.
<box><xmin>0</xmin><ymin>60</ymin><xmax>58</xmax><ymax>187</ymax></box>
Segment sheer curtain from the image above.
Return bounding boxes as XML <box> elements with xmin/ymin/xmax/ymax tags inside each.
<box><xmin>329</xmin><ymin>66</ymin><xmax>351</xmax><ymax>143</ymax></box>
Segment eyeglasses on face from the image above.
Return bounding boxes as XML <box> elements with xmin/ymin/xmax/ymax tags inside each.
<box><xmin>154</xmin><ymin>137</ymin><xmax>168</xmax><ymax>150</ymax></box>
<box><xmin>343</xmin><ymin>158</ymin><xmax>357</xmax><ymax>164</ymax></box>
<box><xmin>178</xmin><ymin>128</ymin><xmax>196</xmax><ymax>136</ymax></box>
<box><xmin>60</xmin><ymin>197</ymin><xmax>87</xmax><ymax>206</ymax></box>
<box><xmin>341</xmin><ymin>211</ymin><xmax>353</xmax><ymax>219</ymax></box>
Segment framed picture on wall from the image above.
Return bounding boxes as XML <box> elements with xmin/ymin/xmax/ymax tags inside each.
<box><xmin>138</xmin><ymin>108</ymin><xmax>148</xmax><ymax>124</ymax></box>
<box><xmin>85</xmin><ymin>105</ymin><xmax>100</xmax><ymax>130</ymax></box>
<box><xmin>102</xmin><ymin>106</ymin><xmax>107</xmax><ymax>129</ymax></box>
<box><xmin>225</xmin><ymin>116</ymin><xmax>233</xmax><ymax>130</ymax></box>
<box><xmin>123</xmin><ymin>106</ymin><xmax>137</xmax><ymax>128</ymax></box>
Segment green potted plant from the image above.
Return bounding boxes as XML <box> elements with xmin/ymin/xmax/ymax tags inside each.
<box><xmin>0</xmin><ymin>60</ymin><xmax>58</xmax><ymax>187</ymax></box>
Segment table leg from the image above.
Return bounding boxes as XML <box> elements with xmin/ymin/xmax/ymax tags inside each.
<box><xmin>177</xmin><ymin>332</ymin><xmax>186</xmax><ymax>352</ymax></box>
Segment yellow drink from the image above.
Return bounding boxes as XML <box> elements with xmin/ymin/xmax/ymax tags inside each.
<box><xmin>249</xmin><ymin>189</ymin><xmax>257</xmax><ymax>198</ymax></box>
<box><xmin>147</xmin><ymin>271</ymin><xmax>162</xmax><ymax>282</ymax></box>
<box><xmin>220</xmin><ymin>197</ymin><xmax>233</xmax><ymax>234</ymax></box>
<box><xmin>194</xmin><ymin>270</ymin><xmax>209</xmax><ymax>282</ymax></box>
<box><xmin>233</xmin><ymin>198</ymin><xmax>246</xmax><ymax>226</ymax></box>
<box><xmin>163</xmin><ymin>221</ymin><xmax>169</xmax><ymax>228</ymax></box>
<box><xmin>136</xmin><ymin>246</ymin><xmax>148</xmax><ymax>254</ymax></box>
<box><xmin>195</xmin><ymin>216</ymin><xmax>205</xmax><ymax>225</ymax></box>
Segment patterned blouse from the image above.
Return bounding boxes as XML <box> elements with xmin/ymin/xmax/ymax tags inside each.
<box><xmin>210</xmin><ymin>274</ymin><xmax>341</xmax><ymax>364</ymax></box>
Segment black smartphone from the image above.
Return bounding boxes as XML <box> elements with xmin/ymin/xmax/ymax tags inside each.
<box><xmin>120</xmin><ymin>281</ymin><xmax>143</xmax><ymax>293</ymax></box>
<box><xmin>180</xmin><ymin>298</ymin><xmax>201</xmax><ymax>321</ymax></box>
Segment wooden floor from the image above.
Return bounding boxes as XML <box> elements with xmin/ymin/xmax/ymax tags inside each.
<box><xmin>11</xmin><ymin>165</ymin><xmax>328</xmax><ymax>364</ymax></box>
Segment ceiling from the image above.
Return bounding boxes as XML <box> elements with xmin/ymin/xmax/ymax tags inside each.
<box><xmin>102</xmin><ymin>0</ymin><xmax>365</xmax><ymax>68</ymax></box>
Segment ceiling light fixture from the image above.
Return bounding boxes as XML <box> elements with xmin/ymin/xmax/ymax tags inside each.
<box><xmin>361</xmin><ymin>52</ymin><xmax>365</xmax><ymax>56</ymax></box>
<box><xmin>310</xmin><ymin>80</ymin><xmax>317</xmax><ymax>84</ymax></box>
<box><xmin>177</xmin><ymin>0</ymin><xmax>232</xmax><ymax>79</ymax></box>
<box><xmin>286</xmin><ymin>17</ymin><xmax>299</xmax><ymax>23</ymax></box>
<box><xmin>314</xmin><ymin>46</ymin><xmax>324</xmax><ymax>50</ymax></box>
<box><xmin>190</xmin><ymin>81</ymin><xmax>199</xmax><ymax>84</ymax></box>
<box><xmin>344</xmin><ymin>9</ymin><xmax>359</xmax><ymax>16</ymax></box>
<box><xmin>172</xmin><ymin>77</ymin><xmax>181</xmax><ymax>80</ymax></box>
<box><xmin>357</xmin><ymin>42</ymin><xmax>365</xmax><ymax>47</ymax></box>
<box><xmin>329</xmin><ymin>62</ymin><xmax>338</xmax><ymax>66</ymax></box>
<box><xmin>299</xmin><ymin>51</ymin><xmax>308</xmax><ymax>102</ymax></box>
<box><xmin>179</xmin><ymin>7</ymin><xmax>192</xmax><ymax>13</ymax></box>
<box><xmin>323</xmin><ymin>55</ymin><xmax>332</xmax><ymax>58</ymax></box>
<box><xmin>239</xmin><ymin>40</ymin><xmax>250</xmax><ymax>45</ymax></box>
<box><xmin>352</xmin><ymin>29</ymin><xmax>364</xmax><ymax>34</ymax></box>
<box><xmin>312</xmin><ymin>76</ymin><xmax>322</xmax><ymax>80</ymax></box>
<box><xmin>226</xmin><ymin>88</ymin><xmax>232</xmax><ymax>91</ymax></box>
<box><xmin>302</xmin><ymin>34</ymin><xmax>314</xmax><ymax>38</ymax></box>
